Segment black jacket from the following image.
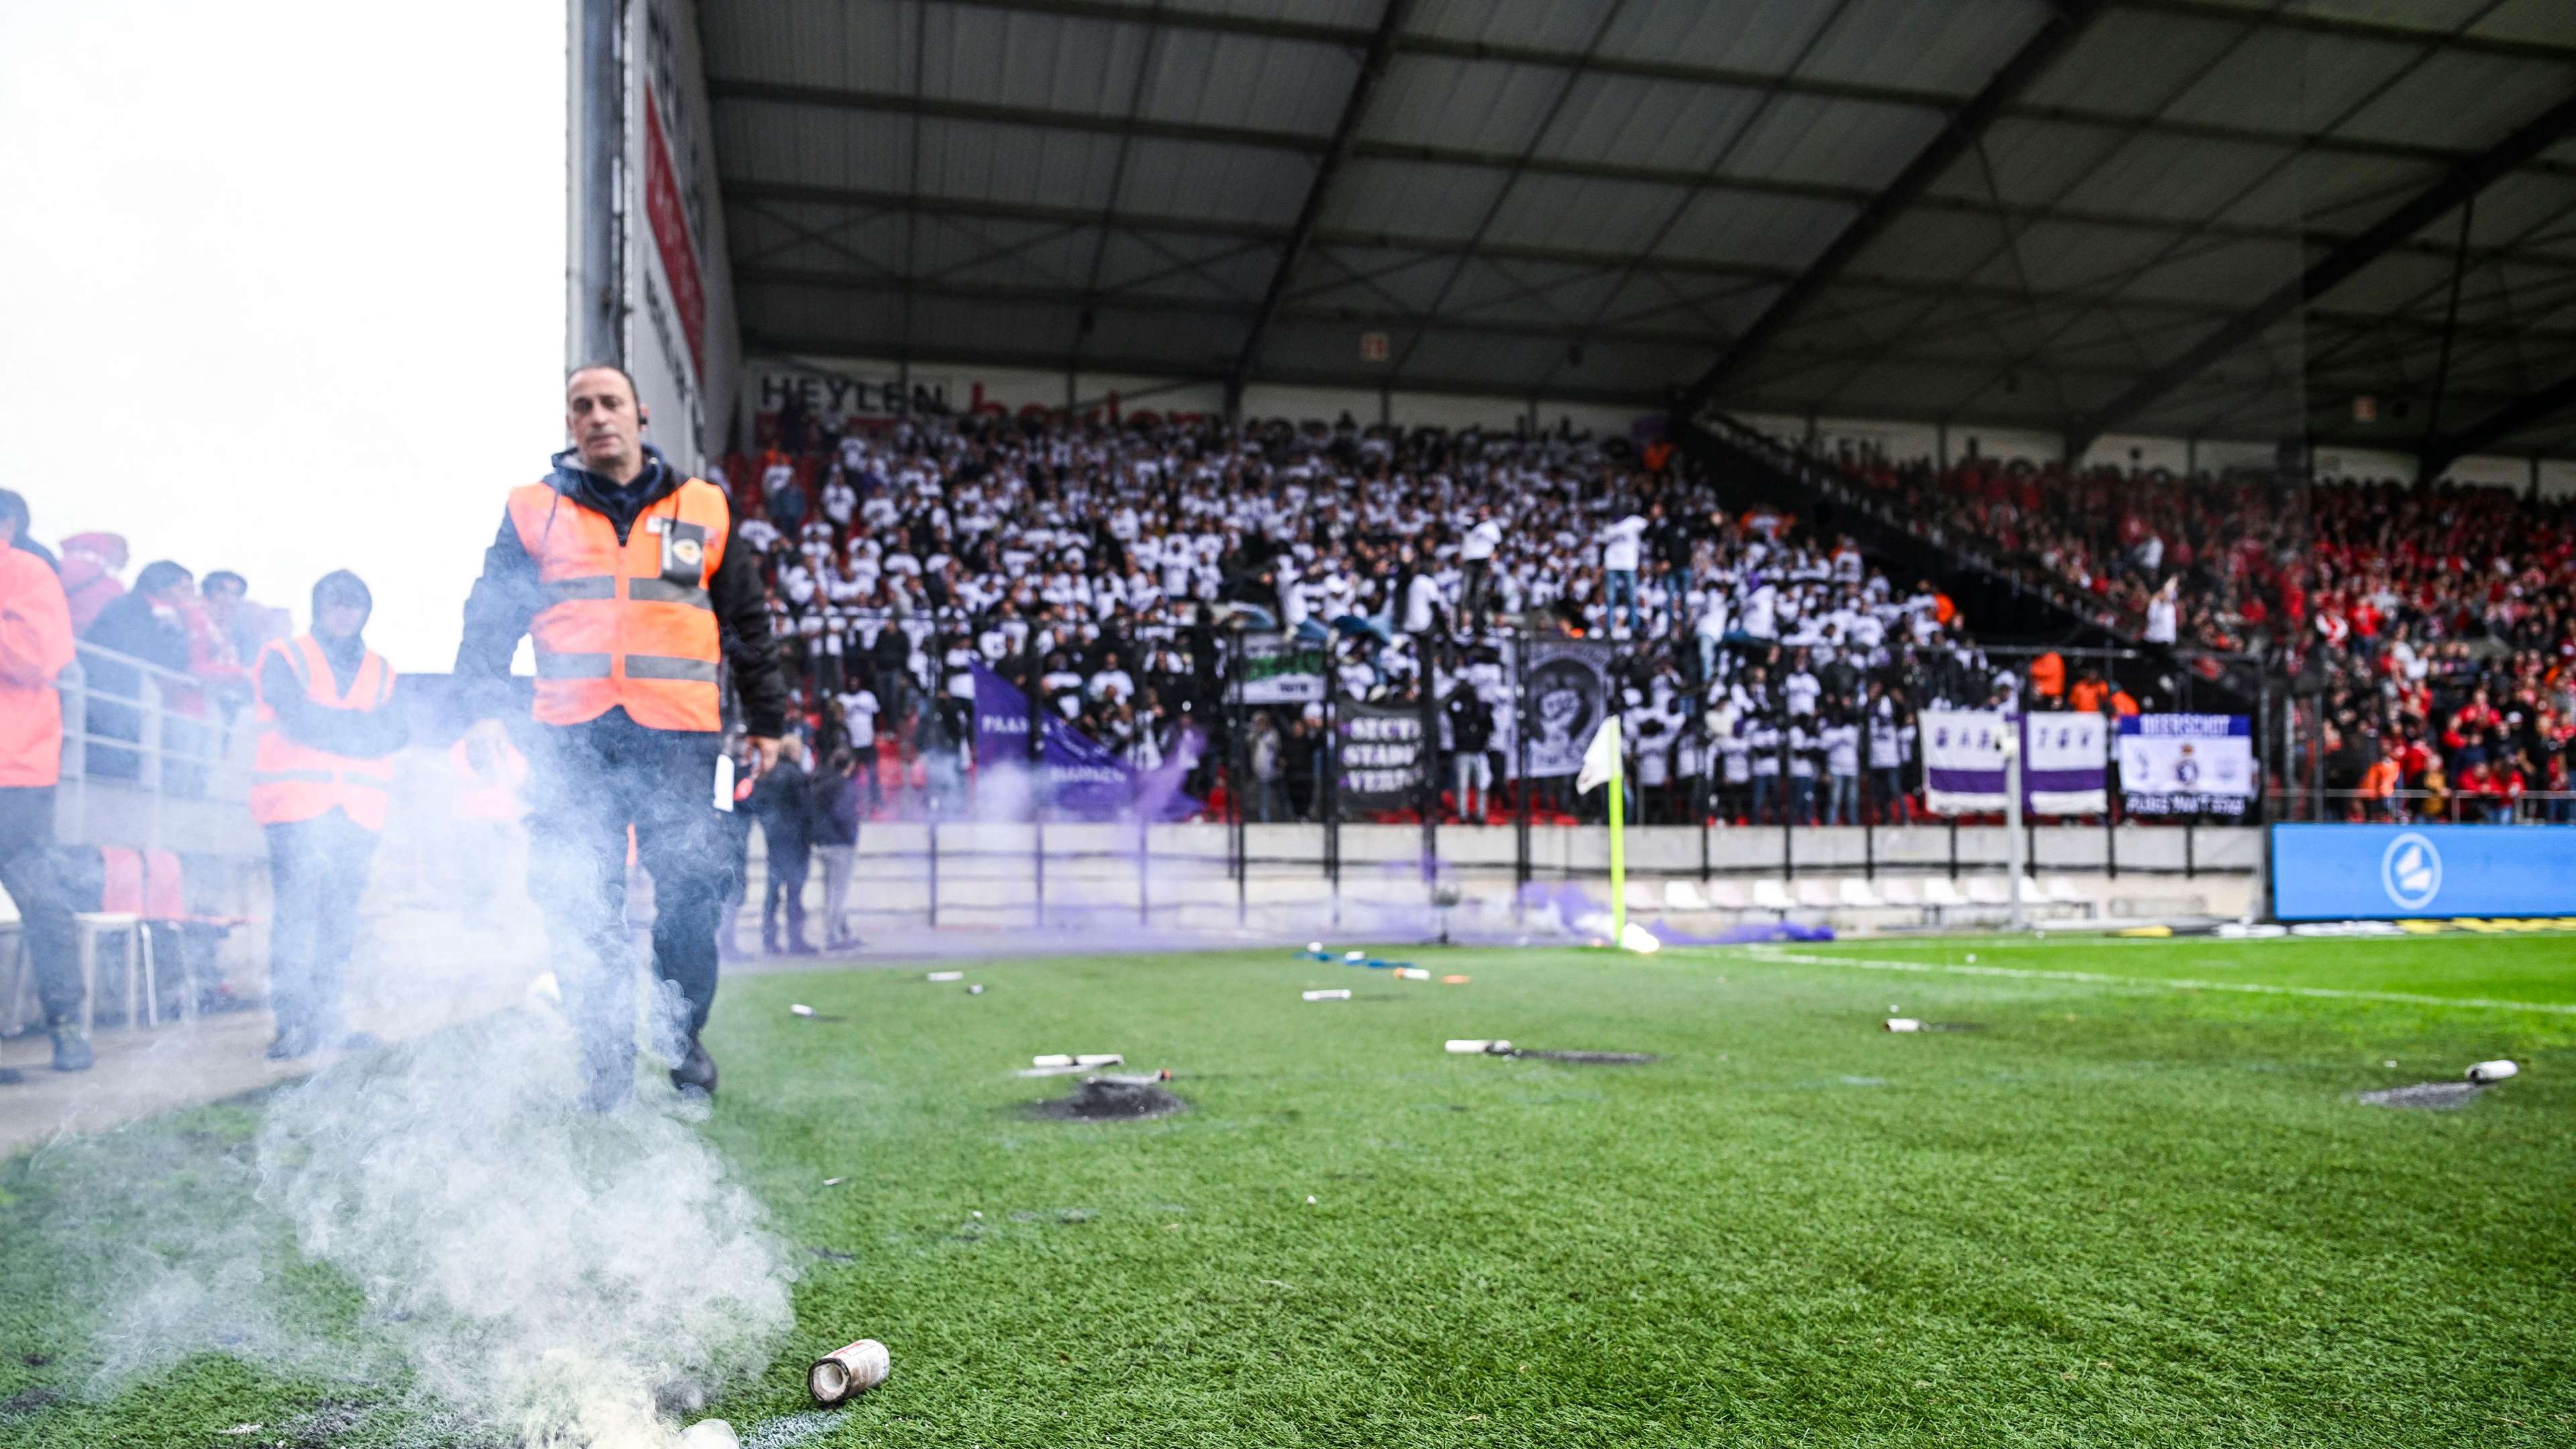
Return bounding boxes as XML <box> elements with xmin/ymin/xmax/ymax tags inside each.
<box><xmin>749</xmin><ymin>756</ymin><xmax>813</xmax><ymax>859</ymax></box>
<box><xmin>257</xmin><ymin>634</ymin><xmax>409</xmax><ymax>757</ymax></box>
<box><xmin>453</xmin><ymin>445</ymin><xmax>788</xmax><ymax>737</ymax></box>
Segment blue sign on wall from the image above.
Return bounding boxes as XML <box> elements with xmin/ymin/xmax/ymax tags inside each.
<box><xmin>2271</xmin><ymin>824</ymin><xmax>2576</xmax><ymax>920</ymax></box>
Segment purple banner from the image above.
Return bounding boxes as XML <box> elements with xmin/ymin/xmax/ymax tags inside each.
<box><xmin>971</xmin><ymin>661</ymin><xmax>1201</xmax><ymax>820</ymax></box>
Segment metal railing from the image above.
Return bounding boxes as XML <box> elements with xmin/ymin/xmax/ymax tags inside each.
<box><xmin>52</xmin><ymin>641</ymin><xmax>260</xmax><ymax>855</ymax></box>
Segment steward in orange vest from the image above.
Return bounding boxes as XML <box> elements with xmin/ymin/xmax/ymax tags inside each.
<box><xmin>0</xmin><ymin>488</ymin><xmax>92</xmax><ymax>1076</ymax></box>
<box><xmin>455</xmin><ymin>364</ymin><xmax>788</xmax><ymax>1110</ymax></box>
<box><xmin>254</xmin><ymin>570</ymin><xmax>408</xmax><ymax>1061</ymax></box>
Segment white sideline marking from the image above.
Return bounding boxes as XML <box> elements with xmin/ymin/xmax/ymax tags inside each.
<box><xmin>1733</xmin><ymin>949</ymin><xmax>2576</xmax><ymax>1016</ymax></box>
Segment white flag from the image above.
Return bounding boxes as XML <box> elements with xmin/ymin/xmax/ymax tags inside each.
<box><xmin>1575</xmin><ymin>715</ymin><xmax>1623</xmax><ymax>794</ymax></box>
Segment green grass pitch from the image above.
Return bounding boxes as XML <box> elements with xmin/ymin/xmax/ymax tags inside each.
<box><xmin>4</xmin><ymin>934</ymin><xmax>2573</xmax><ymax>1446</ymax></box>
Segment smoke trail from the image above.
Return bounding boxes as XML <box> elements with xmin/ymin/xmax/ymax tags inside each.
<box><xmin>249</xmin><ymin>1004</ymin><xmax>796</xmax><ymax>1448</ymax></box>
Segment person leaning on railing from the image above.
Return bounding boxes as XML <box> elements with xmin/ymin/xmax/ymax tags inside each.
<box><xmin>0</xmin><ymin>488</ymin><xmax>93</xmax><ymax>1077</ymax></box>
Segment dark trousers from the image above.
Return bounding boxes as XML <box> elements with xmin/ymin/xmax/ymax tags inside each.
<box><xmin>763</xmin><ymin>848</ymin><xmax>810</xmax><ymax>948</ymax></box>
<box><xmin>265</xmin><ymin>810</ymin><xmax>379</xmax><ymax>1039</ymax></box>
<box><xmin>0</xmin><ymin>786</ymin><xmax>81</xmax><ymax>1025</ymax></box>
<box><xmin>524</xmin><ymin>713</ymin><xmax>732</xmax><ymax>1096</ymax></box>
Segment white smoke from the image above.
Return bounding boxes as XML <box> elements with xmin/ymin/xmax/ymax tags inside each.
<box><xmin>252</xmin><ymin>1006</ymin><xmax>796</xmax><ymax>1448</ymax></box>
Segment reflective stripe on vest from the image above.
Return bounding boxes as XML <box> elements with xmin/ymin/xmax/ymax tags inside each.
<box><xmin>251</xmin><ymin>635</ymin><xmax>397</xmax><ymax>830</ymax></box>
<box><xmin>506</xmin><ymin>477</ymin><xmax>729</xmax><ymax>732</ymax></box>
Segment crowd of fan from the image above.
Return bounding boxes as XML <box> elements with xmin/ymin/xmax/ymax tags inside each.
<box><xmin>1813</xmin><ymin>445</ymin><xmax>2576</xmax><ymax>820</ymax></box>
<box><xmin>19</xmin><ymin>530</ymin><xmax>290</xmax><ymax>784</ymax></box>
<box><xmin>712</xmin><ymin>406</ymin><xmax>2036</xmax><ymax>826</ymax></box>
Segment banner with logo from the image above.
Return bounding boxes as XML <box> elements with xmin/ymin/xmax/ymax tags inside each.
<box><xmin>1237</xmin><ymin>632</ymin><xmax>1327</xmax><ymax>705</ymax></box>
<box><xmin>970</xmin><ymin>662</ymin><xmax>1199</xmax><ymax>820</ymax></box>
<box><xmin>2118</xmin><ymin>714</ymin><xmax>2255</xmax><ymax>816</ymax></box>
<box><xmin>1335</xmin><ymin>701</ymin><xmax>1427</xmax><ymax>814</ymax></box>
<box><xmin>1519</xmin><ymin>637</ymin><xmax>1614</xmax><ymax>779</ymax></box>
<box><xmin>2273</xmin><ymin>824</ymin><xmax>2576</xmax><ymax>920</ymax></box>
<box><xmin>1923</xmin><ymin>710</ymin><xmax>2107</xmax><ymax>815</ymax></box>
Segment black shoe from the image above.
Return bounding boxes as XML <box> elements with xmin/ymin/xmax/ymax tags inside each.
<box><xmin>0</xmin><ymin>1067</ymin><xmax>23</xmax><ymax>1085</ymax></box>
<box><xmin>670</xmin><ymin>1037</ymin><xmax>718</xmax><ymax>1097</ymax></box>
<box><xmin>50</xmin><ymin>1024</ymin><xmax>94</xmax><ymax>1073</ymax></box>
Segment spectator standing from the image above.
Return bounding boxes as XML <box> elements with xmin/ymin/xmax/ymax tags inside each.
<box><xmin>1599</xmin><ymin>508</ymin><xmax>1647</xmax><ymax>637</ymax></box>
<box><xmin>1822</xmin><ymin>708</ymin><xmax>1861</xmax><ymax>826</ymax></box>
<box><xmin>56</xmin><ymin>531</ymin><xmax>129</xmax><ymax>634</ymax></box>
<box><xmin>1248</xmin><ymin>712</ymin><xmax>1284</xmax><ymax>824</ymax></box>
<box><xmin>0</xmin><ymin>490</ymin><xmax>90</xmax><ymax>1076</ymax></box>
<box><xmin>80</xmin><ymin>559</ymin><xmax>195</xmax><ymax>781</ymax></box>
<box><xmin>1443</xmin><ymin>677</ymin><xmax>1493</xmax><ymax>822</ymax></box>
<box><xmin>751</xmin><ymin>735</ymin><xmax>814</xmax><ymax>954</ymax></box>
<box><xmin>1459</xmin><ymin>506</ymin><xmax>1501</xmax><ymax>633</ymax></box>
<box><xmin>809</xmin><ymin>747</ymin><xmax>862</xmax><ymax>950</ymax></box>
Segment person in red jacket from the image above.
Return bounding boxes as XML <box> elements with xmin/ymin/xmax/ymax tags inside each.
<box><xmin>0</xmin><ymin>489</ymin><xmax>92</xmax><ymax>1076</ymax></box>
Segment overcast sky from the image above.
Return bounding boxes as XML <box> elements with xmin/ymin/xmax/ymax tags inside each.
<box><xmin>0</xmin><ymin>1</ymin><xmax>564</xmax><ymax>671</ymax></box>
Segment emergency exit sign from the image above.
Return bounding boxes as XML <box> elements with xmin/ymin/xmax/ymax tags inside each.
<box><xmin>1359</xmin><ymin>331</ymin><xmax>1389</xmax><ymax>362</ymax></box>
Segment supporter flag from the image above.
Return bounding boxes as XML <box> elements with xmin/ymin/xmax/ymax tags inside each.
<box><xmin>1923</xmin><ymin>710</ymin><xmax>2106</xmax><ymax>815</ymax></box>
<box><xmin>969</xmin><ymin>661</ymin><xmax>1199</xmax><ymax>820</ymax></box>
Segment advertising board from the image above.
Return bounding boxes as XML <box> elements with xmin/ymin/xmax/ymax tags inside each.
<box><xmin>2271</xmin><ymin>824</ymin><xmax>2576</xmax><ymax>920</ymax></box>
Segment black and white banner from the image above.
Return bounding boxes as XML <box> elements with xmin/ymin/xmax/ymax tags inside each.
<box><xmin>2118</xmin><ymin>714</ymin><xmax>2255</xmax><ymax>816</ymax></box>
<box><xmin>1519</xmin><ymin>638</ymin><xmax>1614</xmax><ymax>779</ymax></box>
<box><xmin>1335</xmin><ymin>702</ymin><xmax>1426</xmax><ymax>812</ymax></box>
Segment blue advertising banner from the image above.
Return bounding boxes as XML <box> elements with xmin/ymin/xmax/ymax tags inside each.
<box><xmin>2271</xmin><ymin>824</ymin><xmax>2576</xmax><ymax>920</ymax></box>
<box><xmin>969</xmin><ymin>661</ymin><xmax>1200</xmax><ymax>820</ymax></box>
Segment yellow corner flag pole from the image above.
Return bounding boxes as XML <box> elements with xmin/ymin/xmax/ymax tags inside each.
<box><xmin>1608</xmin><ymin>748</ymin><xmax>1626</xmax><ymax>946</ymax></box>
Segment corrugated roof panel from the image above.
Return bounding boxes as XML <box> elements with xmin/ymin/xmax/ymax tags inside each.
<box><xmin>915</xmin><ymin>120</ymin><xmax>1127</xmax><ymax>211</ymax></box>
<box><xmin>2473</xmin><ymin>0</ymin><xmax>2576</xmax><ymax>46</ymax></box>
<box><xmin>1112</xmin><ymin>138</ymin><xmax>1315</xmax><ymax>226</ymax></box>
<box><xmin>1359</xmin><ymin>54</ymin><xmax>1572</xmax><ymax>153</ymax></box>
<box><xmin>1534</xmin><ymin>74</ymin><xmax>1772</xmax><ymax>174</ymax></box>
<box><xmin>1660</xmin><ymin>191</ymin><xmax>1856</xmax><ymax>269</ymax></box>
<box><xmin>1143</xmin><ymin>30</ymin><xmax>1351</xmax><ymax>138</ymax></box>
<box><xmin>1483</xmin><ymin>174</ymin><xmax>1688</xmax><ymax>254</ymax></box>
<box><xmin>2023</xmin><ymin>7</ymin><xmax>2249</xmax><ymax>115</ymax></box>
<box><xmin>1603</xmin><ymin>0</ymin><xmax>1854</xmax><ymax>80</ymax></box>
<box><xmin>1436</xmin><ymin>259</ymin><xmax>1627</xmax><ymax>329</ymax></box>
<box><xmin>1922</xmin><ymin>117</ymin><xmax>2133</xmax><ymax>208</ymax></box>
<box><xmin>2455</xmin><ymin>170</ymin><xmax>2576</xmax><ymax>246</ymax></box>
<box><xmin>1091</xmin><ymin>231</ymin><xmax>1280</xmax><ymax>303</ymax></box>
<box><xmin>1991</xmin><ymin>219</ymin><xmax>2193</xmax><ymax>293</ymax></box>
<box><xmin>1725</xmin><ymin>95</ymin><xmax>1950</xmax><ymax>190</ymax></box>
<box><xmin>2337</xmin><ymin>52</ymin><xmax>2576</xmax><ymax>148</ymax></box>
<box><xmin>2161</xmin><ymin>28</ymin><xmax>2420</xmax><ymax>135</ymax></box>
<box><xmin>2220</xmin><ymin>150</ymin><xmax>2434</xmax><ymax>231</ymax></box>
<box><xmin>1208</xmin><ymin>0</ymin><xmax>1385</xmax><ymax>29</ymax></box>
<box><xmin>1407</xmin><ymin>0</ymin><xmax>1611</xmax><ymax>55</ymax></box>
<box><xmin>1593</xmin><ymin>272</ymin><xmax>1780</xmax><ymax>337</ymax></box>
<box><xmin>712</xmin><ymin>104</ymin><xmax>916</xmax><ymax>195</ymax></box>
<box><xmin>1321</xmin><ymin>158</ymin><xmax>1510</xmax><ymax>240</ymax></box>
<box><xmin>924</xmin><ymin>5</ymin><xmax>1139</xmax><ymax>115</ymax></box>
<box><xmin>2053</xmin><ymin>133</ymin><xmax>2293</xmax><ymax>220</ymax></box>
<box><xmin>2117</xmin><ymin>238</ymin><xmax>2306</xmax><ymax>307</ymax></box>
<box><xmin>700</xmin><ymin>0</ymin><xmax>917</xmax><ymax>94</ymax></box>
<box><xmin>1284</xmin><ymin>245</ymin><xmax>1458</xmax><ymax>315</ymax></box>
<box><xmin>1398</xmin><ymin>328</ymin><xmax>1572</xmax><ymax>387</ymax></box>
<box><xmin>740</xmin><ymin>277</ymin><xmax>906</xmax><ymax>347</ymax></box>
<box><xmin>1848</xmin><ymin>208</ymin><xmax>2010</xmax><ymax>282</ymax></box>
<box><xmin>1798</xmin><ymin>0</ymin><xmax>2051</xmax><ymax>96</ymax></box>
<box><xmin>1080</xmin><ymin>307</ymin><xmax>1246</xmax><ymax>373</ymax></box>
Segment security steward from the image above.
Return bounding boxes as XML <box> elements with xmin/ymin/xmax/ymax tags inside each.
<box><xmin>252</xmin><ymin>570</ymin><xmax>408</xmax><ymax>1060</ymax></box>
<box><xmin>455</xmin><ymin>364</ymin><xmax>786</xmax><ymax>1108</ymax></box>
<box><xmin>0</xmin><ymin>488</ymin><xmax>89</xmax><ymax>1078</ymax></box>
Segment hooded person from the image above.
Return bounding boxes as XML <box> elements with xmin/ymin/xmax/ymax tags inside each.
<box><xmin>252</xmin><ymin>569</ymin><xmax>409</xmax><ymax>1059</ymax></box>
<box><xmin>453</xmin><ymin>364</ymin><xmax>789</xmax><ymax>1108</ymax></box>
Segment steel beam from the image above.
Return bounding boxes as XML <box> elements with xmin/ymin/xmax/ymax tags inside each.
<box><xmin>2420</xmin><ymin>369</ymin><xmax>2576</xmax><ymax>477</ymax></box>
<box><xmin>1227</xmin><ymin>0</ymin><xmax>1415</xmax><ymax>409</ymax></box>
<box><xmin>2068</xmin><ymin>89</ymin><xmax>2576</xmax><ymax>455</ymax></box>
<box><xmin>1678</xmin><ymin>0</ymin><xmax>2107</xmax><ymax>417</ymax></box>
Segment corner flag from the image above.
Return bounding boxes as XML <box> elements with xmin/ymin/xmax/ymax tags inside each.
<box><xmin>1576</xmin><ymin>716</ymin><xmax>1626</xmax><ymax>945</ymax></box>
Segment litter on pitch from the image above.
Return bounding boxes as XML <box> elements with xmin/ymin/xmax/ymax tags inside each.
<box><xmin>1886</xmin><ymin>1018</ymin><xmax>1984</xmax><ymax>1033</ymax></box>
<box><xmin>789</xmin><ymin>1003</ymin><xmax>846</xmax><ymax>1021</ymax></box>
<box><xmin>1619</xmin><ymin>922</ymin><xmax>1661</xmax><ymax>954</ymax></box>
<box><xmin>809</xmin><ymin>1339</ymin><xmax>892</xmax><ymax>1405</ymax></box>
<box><xmin>1441</xmin><ymin>975</ymin><xmax>1470</xmax><ymax>985</ymax></box>
<box><xmin>1392</xmin><ymin>967</ymin><xmax>1431</xmax><ymax>981</ymax></box>
<box><xmin>1303</xmin><ymin>988</ymin><xmax>1352</xmax><ymax>1001</ymax></box>
<box><xmin>1348</xmin><ymin>957</ymin><xmax>1412</xmax><ymax>969</ymax></box>
<box><xmin>1446</xmin><ymin>1038</ymin><xmax>1656</xmax><ymax>1065</ymax></box>
<box><xmin>968</xmin><ymin>983</ymin><xmax>985</xmax><ymax>995</ymax></box>
<box><xmin>928</xmin><ymin>970</ymin><xmax>964</xmax><ymax>982</ymax></box>
<box><xmin>2467</xmin><ymin>1059</ymin><xmax>2520</xmax><ymax>1083</ymax></box>
<box><xmin>1032</xmin><ymin>1053</ymin><xmax>1124</xmax><ymax>1068</ymax></box>
<box><xmin>1297</xmin><ymin>943</ymin><xmax>1332</xmax><ymax>960</ymax></box>
<box><xmin>1345</xmin><ymin>950</ymin><xmax>1367</xmax><ymax>963</ymax></box>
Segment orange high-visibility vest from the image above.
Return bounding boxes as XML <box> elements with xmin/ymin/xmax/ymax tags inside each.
<box><xmin>252</xmin><ymin>634</ymin><xmax>396</xmax><ymax>830</ymax></box>
<box><xmin>506</xmin><ymin>477</ymin><xmax>730</xmax><ymax>732</ymax></box>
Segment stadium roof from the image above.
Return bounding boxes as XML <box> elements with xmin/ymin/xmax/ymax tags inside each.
<box><xmin>705</xmin><ymin>0</ymin><xmax>2576</xmax><ymax>460</ymax></box>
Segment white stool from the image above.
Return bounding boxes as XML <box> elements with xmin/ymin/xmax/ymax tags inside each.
<box><xmin>72</xmin><ymin>912</ymin><xmax>143</xmax><ymax>1033</ymax></box>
